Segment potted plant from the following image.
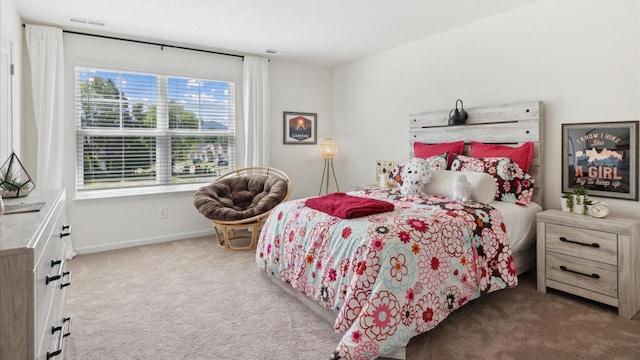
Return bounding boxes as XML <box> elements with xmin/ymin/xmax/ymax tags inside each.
<box><xmin>561</xmin><ymin>192</ymin><xmax>574</xmax><ymax>213</ymax></box>
<box><xmin>572</xmin><ymin>187</ymin><xmax>588</xmax><ymax>215</ymax></box>
<box><xmin>0</xmin><ymin>169</ymin><xmax>21</xmax><ymax>198</ymax></box>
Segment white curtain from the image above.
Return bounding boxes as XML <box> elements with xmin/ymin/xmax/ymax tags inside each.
<box><xmin>25</xmin><ymin>25</ymin><xmax>64</xmax><ymax>190</ymax></box>
<box><xmin>25</xmin><ymin>25</ymin><xmax>73</xmax><ymax>258</ymax></box>
<box><xmin>242</xmin><ymin>56</ymin><xmax>270</xmax><ymax>167</ymax></box>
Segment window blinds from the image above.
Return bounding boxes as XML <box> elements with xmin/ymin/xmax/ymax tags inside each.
<box><xmin>75</xmin><ymin>67</ymin><xmax>236</xmax><ymax>193</ymax></box>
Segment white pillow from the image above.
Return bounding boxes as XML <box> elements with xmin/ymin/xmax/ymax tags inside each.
<box><xmin>423</xmin><ymin>170</ymin><xmax>497</xmax><ymax>204</ymax></box>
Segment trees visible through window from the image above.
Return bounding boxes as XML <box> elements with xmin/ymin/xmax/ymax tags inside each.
<box><xmin>75</xmin><ymin>67</ymin><xmax>236</xmax><ymax>194</ymax></box>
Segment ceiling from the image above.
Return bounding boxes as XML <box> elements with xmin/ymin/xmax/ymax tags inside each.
<box><xmin>13</xmin><ymin>0</ymin><xmax>537</xmax><ymax>67</ymax></box>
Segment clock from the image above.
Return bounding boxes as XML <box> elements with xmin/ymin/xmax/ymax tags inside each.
<box><xmin>591</xmin><ymin>201</ymin><xmax>609</xmax><ymax>218</ymax></box>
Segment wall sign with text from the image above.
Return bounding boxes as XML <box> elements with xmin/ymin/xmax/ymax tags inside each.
<box><xmin>562</xmin><ymin>121</ymin><xmax>638</xmax><ymax>200</ymax></box>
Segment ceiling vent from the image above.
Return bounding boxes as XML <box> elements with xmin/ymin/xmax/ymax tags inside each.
<box><xmin>70</xmin><ymin>17</ymin><xmax>105</xmax><ymax>27</ymax></box>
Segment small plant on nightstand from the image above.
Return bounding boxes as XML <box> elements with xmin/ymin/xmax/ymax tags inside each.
<box><xmin>561</xmin><ymin>187</ymin><xmax>591</xmax><ymax>215</ymax></box>
<box><xmin>561</xmin><ymin>192</ymin><xmax>574</xmax><ymax>213</ymax></box>
<box><xmin>573</xmin><ymin>187</ymin><xmax>589</xmax><ymax>215</ymax></box>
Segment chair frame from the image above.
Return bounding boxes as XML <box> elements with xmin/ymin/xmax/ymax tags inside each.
<box><xmin>209</xmin><ymin>166</ymin><xmax>292</xmax><ymax>251</ymax></box>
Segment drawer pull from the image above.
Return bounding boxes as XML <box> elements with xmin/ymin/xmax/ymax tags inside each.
<box><xmin>60</xmin><ymin>271</ymin><xmax>72</xmax><ymax>289</ymax></box>
<box><xmin>559</xmin><ymin>236</ymin><xmax>600</xmax><ymax>248</ymax></box>
<box><xmin>560</xmin><ymin>265</ymin><xmax>600</xmax><ymax>279</ymax></box>
<box><xmin>46</xmin><ymin>259</ymin><xmax>65</xmax><ymax>284</ymax></box>
<box><xmin>47</xmin><ymin>317</ymin><xmax>71</xmax><ymax>359</ymax></box>
<box><xmin>60</xmin><ymin>224</ymin><xmax>71</xmax><ymax>238</ymax></box>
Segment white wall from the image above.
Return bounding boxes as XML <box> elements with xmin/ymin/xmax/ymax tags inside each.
<box><xmin>17</xmin><ymin>32</ymin><xmax>332</xmax><ymax>253</ymax></box>
<box><xmin>269</xmin><ymin>61</ymin><xmax>334</xmax><ymax>199</ymax></box>
<box><xmin>333</xmin><ymin>0</ymin><xmax>640</xmax><ymax>217</ymax></box>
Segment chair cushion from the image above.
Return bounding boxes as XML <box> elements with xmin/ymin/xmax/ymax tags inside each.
<box><xmin>193</xmin><ymin>175</ymin><xmax>289</xmax><ymax>221</ymax></box>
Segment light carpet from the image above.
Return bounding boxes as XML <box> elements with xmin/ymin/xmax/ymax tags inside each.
<box><xmin>64</xmin><ymin>236</ymin><xmax>640</xmax><ymax>360</ymax></box>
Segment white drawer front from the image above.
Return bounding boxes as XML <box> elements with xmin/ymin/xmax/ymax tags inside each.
<box><xmin>545</xmin><ymin>223</ymin><xmax>617</xmax><ymax>265</ymax></box>
<box><xmin>546</xmin><ymin>251</ymin><xmax>617</xmax><ymax>297</ymax></box>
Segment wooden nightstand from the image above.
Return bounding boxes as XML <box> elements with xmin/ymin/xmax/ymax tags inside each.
<box><xmin>537</xmin><ymin>209</ymin><xmax>640</xmax><ymax>319</ymax></box>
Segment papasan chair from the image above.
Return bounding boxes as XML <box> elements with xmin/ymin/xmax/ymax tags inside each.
<box><xmin>193</xmin><ymin>167</ymin><xmax>292</xmax><ymax>251</ymax></box>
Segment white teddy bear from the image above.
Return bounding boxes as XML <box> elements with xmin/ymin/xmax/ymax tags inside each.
<box><xmin>452</xmin><ymin>173</ymin><xmax>471</xmax><ymax>202</ymax></box>
<box><xmin>400</xmin><ymin>158</ymin><xmax>432</xmax><ymax>195</ymax></box>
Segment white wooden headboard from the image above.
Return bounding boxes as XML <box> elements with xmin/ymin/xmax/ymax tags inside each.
<box><xmin>409</xmin><ymin>101</ymin><xmax>544</xmax><ymax>207</ymax></box>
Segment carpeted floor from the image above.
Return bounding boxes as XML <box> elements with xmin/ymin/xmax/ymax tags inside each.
<box><xmin>64</xmin><ymin>236</ymin><xmax>640</xmax><ymax>360</ymax></box>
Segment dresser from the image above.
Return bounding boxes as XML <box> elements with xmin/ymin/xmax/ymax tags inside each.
<box><xmin>536</xmin><ymin>209</ymin><xmax>640</xmax><ymax>319</ymax></box>
<box><xmin>0</xmin><ymin>189</ymin><xmax>72</xmax><ymax>359</ymax></box>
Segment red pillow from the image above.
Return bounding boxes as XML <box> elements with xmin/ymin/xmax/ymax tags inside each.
<box><xmin>414</xmin><ymin>141</ymin><xmax>464</xmax><ymax>167</ymax></box>
<box><xmin>470</xmin><ymin>142</ymin><xmax>534</xmax><ymax>172</ymax></box>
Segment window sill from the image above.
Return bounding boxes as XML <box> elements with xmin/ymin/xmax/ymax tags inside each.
<box><xmin>74</xmin><ymin>183</ymin><xmax>207</xmax><ymax>200</ymax></box>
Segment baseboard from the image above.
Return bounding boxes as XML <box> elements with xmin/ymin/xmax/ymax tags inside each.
<box><xmin>72</xmin><ymin>229</ymin><xmax>214</xmax><ymax>255</ymax></box>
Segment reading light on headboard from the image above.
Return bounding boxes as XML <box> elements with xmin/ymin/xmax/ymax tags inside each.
<box><xmin>448</xmin><ymin>99</ymin><xmax>468</xmax><ymax>126</ymax></box>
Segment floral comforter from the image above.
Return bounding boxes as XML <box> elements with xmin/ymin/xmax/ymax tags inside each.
<box><xmin>256</xmin><ymin>188</ymin><xmax>518</xmax><ymax>359</ymax></box>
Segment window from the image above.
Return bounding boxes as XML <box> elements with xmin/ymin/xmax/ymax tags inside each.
<box><xmin>75</xmin><ymin>67</ymin><xmax>236</xmax><ymax>197</ymax></box>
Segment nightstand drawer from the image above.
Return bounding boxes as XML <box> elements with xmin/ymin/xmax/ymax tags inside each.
<box><xmin>546</xmin><ymin>252</ymin><xmax>617</xmax><ymax>297</ymax></box>
<box><xmin>545</xmin><ymin>223</ymin><xmax>617</xmax><ymax>265</ymax></box>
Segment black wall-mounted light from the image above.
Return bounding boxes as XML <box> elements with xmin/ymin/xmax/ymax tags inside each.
<box><xmin>448</xmin><ymin>99</ymin><xmax>468</xmax><ymax>126</ymax></box>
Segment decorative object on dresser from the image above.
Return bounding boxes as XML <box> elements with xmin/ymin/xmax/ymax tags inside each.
<box><xmin>562</xmin><ymin>121</ymin><xmax>639</xmax><ymax>200</ymax></box>
<box><xmin>0</xmin><ymin>189</ymin><xmax>72</xmax><ymax>359</ymax></box>
<box><xmin>536</xmin><ymin>209</ymin><xmax>640</xmax><ymax>319</ymax></box>
<box><xmin>0</xmin><ymin>151</ymin><xmax>35</xmax><ymax>198</ymax></box>
<box><xmin>447</xmin><ymin>98</ymin><xmax>468</xmax><ymax>126</ymax></box>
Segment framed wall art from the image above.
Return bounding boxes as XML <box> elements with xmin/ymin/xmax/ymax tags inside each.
<box><xmin>283</xmin><ymin>111</ymin><xmax>317</xmax><ymax>144</ymax></box>
<box><xmin>562</xmin><ymin>121</ymin><xmax>639</xmax><ymax>200</ymax></box>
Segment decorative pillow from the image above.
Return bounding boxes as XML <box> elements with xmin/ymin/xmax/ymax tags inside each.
<box><xmin>389</xmin><ymin>153</ymin><xmax>448</xmax><ymax>187</ymax></box>
<box><xmin>424</xmin><ymin>170</ymin><xmax>497</xmax><ymax>204</ymax></box>
<box><xmin>414</xmin><ymin>141</ymin><xmax>464</xmax><ymax>167</ymax></box>
<box><xmin>470</xmin><ymin>141</ymin><xmax>534</xmax><ymax>172</ymax></box>
<box><xmin>400</xmin><ymin>158</ymin><xmax>432</xmax><ymax>195</ymax></box>
<box><xmin>450</xmin><ymin>155</ymin><xmax>535</xmax><ymax>206</ymax></box>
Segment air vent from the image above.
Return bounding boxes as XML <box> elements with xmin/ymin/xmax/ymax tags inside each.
<box><xmin>70</xmin><ymin>17</ymin><xmax>105</xmax><ymax>27</ymax></box>
<box><xmin>265</xmin><ymin>49</ymin><xmax>290</xmax><ymax>55</ymax></box>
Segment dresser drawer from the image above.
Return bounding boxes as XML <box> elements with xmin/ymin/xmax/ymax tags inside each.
<box><xmin>546</xmin><ymin>251</ymin><xmax>617</xmax><ymax>297</ymax></box>
<box><xmin>34</xmin><ymin>201</ymin><xmax>68</xmax><ymax>358</ymax></box>
<box><xmin>545</xmin><ymin>223</ymin><xmax>617</xmax><ymax>265</ymax></box>
<box><xmin>39</xmin><ymin>285</ymin><xmax>70</xmax><ymax>360</ymax></box>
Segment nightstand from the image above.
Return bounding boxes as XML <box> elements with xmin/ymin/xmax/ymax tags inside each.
<box><xmin>536</xmin><ymin>209</ymin><xmax>640</xmax><ymax>319</ymax></box>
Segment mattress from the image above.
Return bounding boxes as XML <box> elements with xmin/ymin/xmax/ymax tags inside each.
<box><xmin>491</xmin><ymin>201</ymin><xmax>542</xmax><ymax>253</ymax></box>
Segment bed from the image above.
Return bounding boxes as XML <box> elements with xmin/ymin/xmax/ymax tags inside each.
<box><xmin>256</xmin><ymin>101</ymin><xmax>544</xmax><ymax>359</ymax></box>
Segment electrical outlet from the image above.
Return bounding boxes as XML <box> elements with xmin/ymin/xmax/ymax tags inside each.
<box><xmin>159</xmin><ymin>207</ymin><xmax>168</xmax><ymax>219</ymax></box>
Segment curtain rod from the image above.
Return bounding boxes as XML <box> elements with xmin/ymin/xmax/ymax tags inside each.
<box><xmin>23</xmin><ymin>24</ymin><xmax>245</xmax><ymax>60</ymax></box>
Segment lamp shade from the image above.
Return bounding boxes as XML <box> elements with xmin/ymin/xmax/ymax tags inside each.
<box><xmin>320</xmin><ymin>138</ymin><xmax>338</xmax><ymax>159</ymax></box>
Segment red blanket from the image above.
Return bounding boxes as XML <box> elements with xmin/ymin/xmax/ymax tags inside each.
<box><xmin>304</xmin><ymin>192</ymin><xmax>394</xmax><ymax>219</ymax></box>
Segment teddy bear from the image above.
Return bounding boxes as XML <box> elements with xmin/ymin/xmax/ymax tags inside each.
<box><xmin>452</xmin><ymin>173</ymin><xmax>471</xmax><ymax>202</ymax></box>
<box><xmin>400</xmin><ymin>158</ymin><xmax>432</xmax><ymax>195</ymax></box>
